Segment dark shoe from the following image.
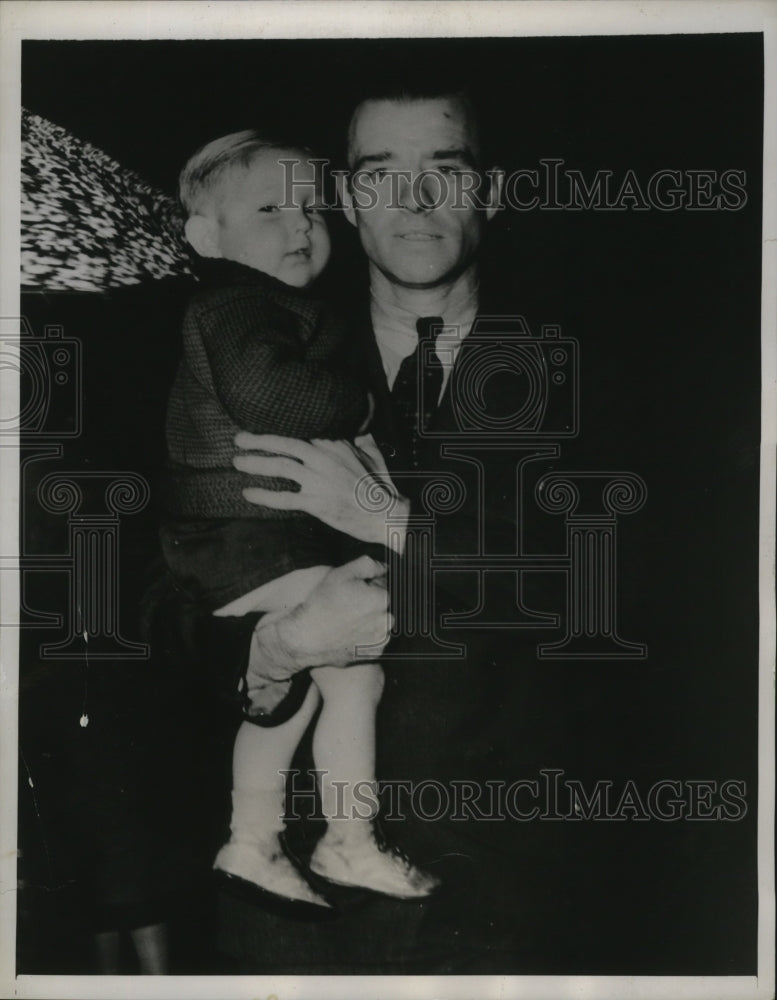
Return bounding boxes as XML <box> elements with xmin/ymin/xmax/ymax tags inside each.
<box><xmin>213</xmin><ymin>869</ymin><xmax>336</xmax><ymax>921</ymax></box>
<box><xmin>213</xmin><ymin>839</ymin><xmax>335</xmax><ymax>920</ymax></box>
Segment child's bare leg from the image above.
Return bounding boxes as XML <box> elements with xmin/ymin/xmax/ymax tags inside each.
<box><xmin>214</xmin><ymin>683</ymin><xmax>329</xmax><ymax>905</ymax></box>
<box><xmin>308</xmin><ymin>664</ymin><xmax>439</xmax><ymax>898</ymax></box>
<box><xmin>214</xmin><ymin>565</ymin><xmax>331</xmax><ymax>905</ymax></box>
<box><xmin>311</xmin><ymin>663</ymin><xmax>384</xmax><ymax>823</ymax></box>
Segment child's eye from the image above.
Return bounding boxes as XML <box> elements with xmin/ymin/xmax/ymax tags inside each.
<box><xmin>258</xmin><ymin>204</ymin><xmax>279</xmax><ymax>213</ymax></box>
<box><xmin>304</xmin><ymin>203</ymin><xmax>325</xmax><ymax>215</ymax></box>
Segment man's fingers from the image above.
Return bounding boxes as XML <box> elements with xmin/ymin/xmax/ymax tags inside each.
<box><xmin>234</xmin><ymin>430</ymin><xmax>268</xmax><ymax>451</ymax></box>
<box><xmin>354</xmin><ymin>433</ymin><xmax>389</xmax><ymax>472</ymax></box>
<box><xmin>235</xmin><ymin>432</ymin><xmax>358</xmax><ymax>478</ymax></box>
<box><xmin>241</xmin><ymin>487</ymin><xmax>303</xmax><ymax>510</ymax></box>
<box><xmin>308</xmin><ymin>438</ymin><xmax>370</xmax><ymax>477</ymax></box>
<box><xmin>347</xmin><ymin>610</ymin><xmax>393</xmax><ymax>649</ymax></box>
<box><xmin>337</xmin><ymin>553</ymin><xmax>388</xmax><ymax>582</ymax></box>
<box><xmin>234</xmin><ymin>454</ymin><xmax>309</xmax><ymax>484</ymax></box>
<box><xmin>358</xmin><ymin>610</ymin><xmax>394</xmax><ymax>650</ymax></box>
<box><xmin>234</xmin><ymin>432</ymin><xmax>318</xmax><ymax>465</ymax></box>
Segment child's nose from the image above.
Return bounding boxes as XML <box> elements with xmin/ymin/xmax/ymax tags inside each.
<box><xmin>292</xmin><ymin>208</ymin><xmax>312</xmax><ymax>232</ymax></box>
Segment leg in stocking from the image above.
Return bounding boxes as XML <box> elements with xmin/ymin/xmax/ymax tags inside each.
<box><xmin>308</xmin><ymin>664</ymin><xmax>438</xmax><ymax>898</ymax></box>
<box><xmin>214</xmin><ymin>682</ymin><xmax>329</xmax><ymax>906</ymax></box>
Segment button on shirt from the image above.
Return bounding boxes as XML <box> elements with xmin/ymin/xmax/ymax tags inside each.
<box><xmin>370</xmin><ymin>288</ymin><xmax>479</xmax><ymax>400</ymax></box>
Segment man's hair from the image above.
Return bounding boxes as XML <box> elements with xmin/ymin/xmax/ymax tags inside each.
<box><xmin>178</xmin><ymin>129</ymin><xmax>310</xmax><ymax>217</ymax></box>
<box><xmin>346</xmin><ymin>81</ymin><xmax>485</xmax><ymax>167</ymax></box>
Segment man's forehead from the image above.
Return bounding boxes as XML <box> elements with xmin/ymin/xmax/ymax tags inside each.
<box><xmin>348</xmin><ymin>97</ymin><xmax>479</xmax><ymax>162</ymax></box>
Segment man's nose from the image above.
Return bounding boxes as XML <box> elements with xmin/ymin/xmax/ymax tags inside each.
<box><xmin>396</xmin><ymin>172</ymin><xmax>433</xmax><ymax>213</ymax></box>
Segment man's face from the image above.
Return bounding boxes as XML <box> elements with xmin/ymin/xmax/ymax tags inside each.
<box><xmin>344</xmin><ymin>98</ymin><xmax>499</xmax><ymax>289</ymax></box>
<box><xmin>211</xmin><ymin>150</ymin><xmax>330</xmax><ymax>288</ymax></box>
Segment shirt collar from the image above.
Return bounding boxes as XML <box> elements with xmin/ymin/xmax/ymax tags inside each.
<box><xmin>370</xmin><ymin>281</ymin><xmax>480</xmax><ymax>391</ymax></box>
<box><xmin>370</xmin><ymin>280</ymin><xmax>479</xmax><ymax>340</ymax></box>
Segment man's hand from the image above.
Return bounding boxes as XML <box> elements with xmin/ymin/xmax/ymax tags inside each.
<box><xmin>275</xmin><ymin>554</ymin><xmax>392</xmax><ymax>669</ymax></box>
<box><xmin>245</xmin><ymin>555</ymin><xmax>393</xmax><ymax>715</ymax></box>
<box><xmin>233</xmin><ymin>432</ymin><xmax>408</xmax><ymax>552</ymax></box>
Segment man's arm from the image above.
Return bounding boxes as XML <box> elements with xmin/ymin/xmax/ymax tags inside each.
<box><xmin>233</xmin><ymin>433</ymin><xmax>409</xmax><ymax>552</ymax></box>
<box><xmin>231</xmin><ymin>432</ymin><xmax>487</xmax><ymax>626</ymax></box>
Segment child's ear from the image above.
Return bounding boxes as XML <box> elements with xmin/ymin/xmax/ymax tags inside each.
<box><xmin>184</xmin><ymin>215</ymin><xmax>222</xmax><ymax>258</ymax></box>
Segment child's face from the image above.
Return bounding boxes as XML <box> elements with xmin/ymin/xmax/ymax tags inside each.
<box><xmin>211</xmin><ymin>150</ymin><xmax>330</xmax><ymax>287</ymax></box>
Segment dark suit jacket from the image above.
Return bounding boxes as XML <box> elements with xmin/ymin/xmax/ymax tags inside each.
<box><xmin>210</xmin><ymin>288</ymin><xmax>581</xmax><ymax>972</ymax></box>
<box><xmin>146</xmin><ymin>273</ymin><xmax>760</xmax><ymax>976</ymax></box>
<box><xmin>40</xmin><ymin>266</ymin><xmax>756</xmax><ymax>975</ymax></box>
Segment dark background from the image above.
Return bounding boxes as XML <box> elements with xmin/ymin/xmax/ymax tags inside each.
<box><xmin>18</xmin><ymin>34</ymin><xmax>763</xmax><ymax>975</ymax></box>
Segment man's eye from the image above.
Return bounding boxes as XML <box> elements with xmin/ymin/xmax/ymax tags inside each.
<box><xmin>258</xmin><ymin>204</ymin><xmax>279</xmax><ymax>213</ymax></box>
<box><xmin>436</xmin><ymin>165</ymin><xmax>463</xmax><ymax>176</ymax></box>
<box><xmin>367</xmin><ymin>168</ymin><xmax>388</xmax><ymax>181</ymax></box>
<box><xmin>304</xmin><ymin>203</ymin><xmax>325</xmax><ymax>215</ymax></box>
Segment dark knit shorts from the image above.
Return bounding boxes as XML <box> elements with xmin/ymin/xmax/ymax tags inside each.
<box><xmin>160</xmin><ymin>514</ymin><xmax>348</xmax><ymax>613</ymax></box>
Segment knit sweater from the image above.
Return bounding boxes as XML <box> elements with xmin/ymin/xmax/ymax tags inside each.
<box><xmin>162</xmin><ymin>258</ymin><xmax>367</xmax><ymax>519</ymax></box>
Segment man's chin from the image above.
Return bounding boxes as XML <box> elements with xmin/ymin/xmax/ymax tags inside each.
<box><xmin>377</xmin><ymin>261</ymin><xmax>470</xmax><ymax>291</ymax></box>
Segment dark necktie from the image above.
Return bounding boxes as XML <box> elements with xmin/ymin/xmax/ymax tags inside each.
<box><xmin>390</xmin><ymin>316</ymin><xmax>444</xmax><ymax>468</ymax></box>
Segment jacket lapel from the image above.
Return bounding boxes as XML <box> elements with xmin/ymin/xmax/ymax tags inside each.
<box><xmin>354</xmin><ymin>292</ymin><xmax>526</xmax><ymax>472</ymax></box>
<box><xmin>353</xmin><ymin>300</ymin><xmax>413</xmax><ymax>471</ymax></box>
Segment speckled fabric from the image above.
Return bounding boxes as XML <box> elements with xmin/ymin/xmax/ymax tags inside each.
<box><xmin>21</xmin><ymin>108</ymin><xmax>190</xmax><ymax>292</ymax></box>
<box><xmin>162</xmin><ymin>256</ymin><xmax>367</xmax><ymax>519</ymax></box>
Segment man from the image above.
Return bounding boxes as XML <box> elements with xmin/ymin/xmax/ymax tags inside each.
<box><xmin>200</xmin><ymin>86</ymin><xmax>577</xmax><ymax>971</ymax></box>
<box><xmin>233</xmin><ymin>88</ymin><xmax>505</xmax><ymax>711</ymax></box>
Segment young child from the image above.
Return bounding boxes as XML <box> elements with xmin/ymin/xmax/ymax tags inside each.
<box><xmin>161</xmin><ymin>130</ymin><xmax>438</xmax><ymax>910</ymax></box>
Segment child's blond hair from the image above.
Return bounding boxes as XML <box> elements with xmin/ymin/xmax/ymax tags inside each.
<box><xmin>179</xmin><ymin>129</ymin><xmax>310</xmax><ymax>217</ymax></box>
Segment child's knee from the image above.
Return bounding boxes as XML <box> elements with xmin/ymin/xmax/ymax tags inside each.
<box><xmin>313</xmin><ymin>663</ymin><xmax>384</xmax><ymax>703</ymax></box>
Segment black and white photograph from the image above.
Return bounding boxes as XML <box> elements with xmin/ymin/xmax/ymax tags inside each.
<box><xmin>1</xmin><ymin>2</ymin><xmax>774</xmax><ymax>997</ymax></box>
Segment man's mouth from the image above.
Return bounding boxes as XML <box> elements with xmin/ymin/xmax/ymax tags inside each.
<box><xmin>396</xmin><ymin>232</ymin><xmax>441</xmax><ymax>241</ymax></box>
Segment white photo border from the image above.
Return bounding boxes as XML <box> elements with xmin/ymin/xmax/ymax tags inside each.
<box><xmin>1</xmin><ymin>3</ymin><xmax>774</xmax><ymax>999</ymax></box>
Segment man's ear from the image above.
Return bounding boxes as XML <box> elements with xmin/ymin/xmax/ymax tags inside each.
<box><xmin>184</xmin><ymin>214</ymin><xmax>223</xmax><ymax>258</ymax></box>
<box><xmin>484</xmin><ymin>167</ymin><xmax>505</xmax><ymax>221</ymax></box>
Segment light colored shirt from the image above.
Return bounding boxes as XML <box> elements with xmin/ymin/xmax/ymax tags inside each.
<box><xmin>370</xmin><ymin>286</ymin><xmax>479</xmax><ymax>399</ymax></box>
